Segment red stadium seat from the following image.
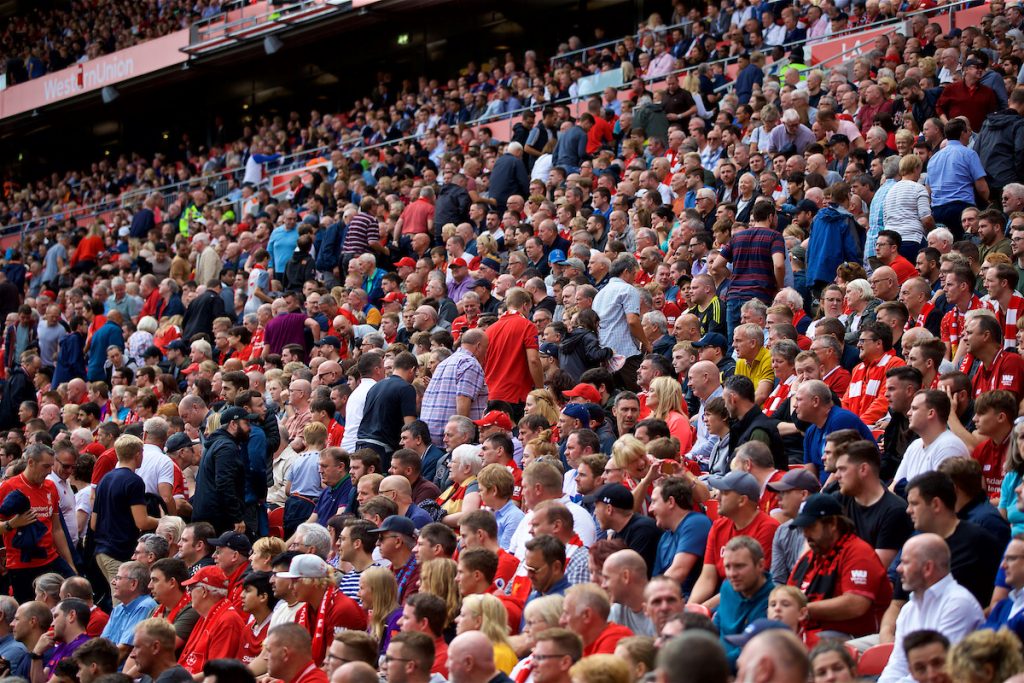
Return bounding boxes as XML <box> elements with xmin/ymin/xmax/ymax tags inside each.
<box><xmin>857</xmin><ymin>643</ymin><xmax>894</xmax><ymax>677</ymax></box>
<box><xmin>268</xmin><ymin>507</ymin><xmax>284</xmax><ymax>539</ymax></box>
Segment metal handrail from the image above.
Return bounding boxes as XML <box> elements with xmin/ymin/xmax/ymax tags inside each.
<box><xmin>190</xmin><ymin>0</ymin><xmax>333</xmax><ymax>45</ymax></box>
<box><xmin>550</xmin><ymin>18</ymin><xmax>696</xmax><ymax>65</ymax></box>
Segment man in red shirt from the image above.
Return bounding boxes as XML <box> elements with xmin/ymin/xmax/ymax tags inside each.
<box><xmin>265</xmin><ymin>623</ymin><xmax>328</xmax><ymax>683</ymax></box>
<box><xmin>455</xmin><ymin>547</ymin><xmax>522</xmax><ymax>635</ymax></box>
<box><xmin>209</xmin><ymin>531</ymin><xmax>251</xmax><ymax>612</ymax></box>
<box><xmin>874</xmin><ymin>232</ymin><xmax>919</xmax><ymax>284</ymax></box>
<box><xmin>688</xmin><ymin>471</ymin><xmax>780</xmax><ymax>607</ymax></box>
<box><xmin>483</xmin><ymin>288</ymin><xmax>543</xmax><ymax>418</ymax></box>
<box><xmin>935</xmin><ymin>54</ymin><xmax>1000</xmax><ymax>131</ymax></box>
<box><xmin>983</xmin><ymin>263</ymin><xmax>1024</xmax><ymax>351</ymax></box>
<box><xmin>0</xmin><ymin>444</ymin><xmax>77</xmax><ymax>603</ymax></box>
<box><xmin>178</xmin><ymin>566</ymin><xmax>247</xmax><ymax>674</ymax></box>
<box><xmin>958</xmin><ymin>314</ymin><xmax>1024</xmax><ymax>402</ymax></box>
<box><xmin>278</xmin><ymin>554</ymin><xmax>366</xmax><ymax>665</ymax></box>
<box><xmin>559</xmin><ymin>583</ymin><xmax>632</xmax><ymax>656</ymax></box>
<box><xmin>941</xmin><ymin>264</ymin><xmax>984</xmax><ymax>361</ymax></box>
<box><xmin>787</xmin><ymin>494</ymin><xmax>892</xmax><ymax>637</ymax></box>
<box><xmin>949</xmin><ymin>390</ymin><xmax>1016</xmax><ymax>500</ymax></box>
<box><xmin>395</xmin><ymin>187</ymin><xmax>435</xmax><ymax>241</ymax></box>
<box><xmin>459</xmin><ymin>511</ymin><xmax>520</xmax><ymax>591</ymax></box>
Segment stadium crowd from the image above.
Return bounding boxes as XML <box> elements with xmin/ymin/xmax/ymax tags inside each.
<box><xmin>5</xmin><ymin>0</ymin><xmax>1024</xmax><ymax>683</ymax></box>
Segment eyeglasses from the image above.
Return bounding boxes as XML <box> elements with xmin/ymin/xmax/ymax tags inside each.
<box><xmin>384</xmin><ymin>655</ymin><xmax>413</xmax><ymax>664</ymax></box>
<box><xmin>856</xmin><ymin>337</ymin><xmax>877</xmax><ymax>345</ymax></box>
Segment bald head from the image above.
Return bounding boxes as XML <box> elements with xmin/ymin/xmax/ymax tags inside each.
<box><xmin>380</xmin><ymin>475</ymin><xmax>412</xmax><ymax>501</ymax></box>
<box><xmin>449</xmin><ymin>631</ymin><xmax>496</xmax><ymax>680</ymax></box>
<box><xmin>906</xmin><ymin>533</ymin><xmax>950</xmax><ymax>573</ymax></box>
<box><xmin>330</xmin><ymin>662</ymin><xmax>379</xmax><ymax>683</ymax></box>
<box><xmin>605</xmin><ymin>549</ymin><xmax>648</xmax><ymax>578</ymax></box>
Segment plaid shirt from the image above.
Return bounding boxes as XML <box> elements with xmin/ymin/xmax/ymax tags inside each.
<box><xmin>593</xmin><ymin>277</ymin><xmax>642</xmax><ymax>357</ymax></box>
<box><xmin>865</xmin><ymin>178</ymin><xmax>895</xmax><ymax>262</ymax></box>
<box><xmin>420</xmin><ymin>348</ymin><xmax>488</xmax><ymax>444</ymax></box>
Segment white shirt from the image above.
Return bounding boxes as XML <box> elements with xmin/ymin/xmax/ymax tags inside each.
<box><xmin>893</xmin><ymin>430</ymin><xmax>970</xmax><ymax>484</ymax></box>
<box><xmin>509</xmin><ymin>495</ymin><xmax>597</xmax><ymax>560</ymax></box>
<box><xmin>879</xmin><ymin>574</ymin><xmax>983</xmax><ymax>683</ymax></box>
<box><xmin>341</xmin><ymin>378</ymin><xmax>377</xmax><ymax>451</ymax></box>
<box><xmin>47</xmin><ymin>473</ymin><xmax>78</xmax><ymax>545</ymax></box>
<box><xmin>138</xmin><ymin>443</ymin><xmax>175</xmax><ymax>496</ymax></box>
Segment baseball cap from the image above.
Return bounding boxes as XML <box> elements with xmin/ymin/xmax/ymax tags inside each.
<box><xmin>583</xmin><ymin>403</ymin><xmax>605</xmax><ymax>424</ymax></box>
<box><xmin>208</xmin><ymin>531</ymin><xmax>252</xmax><ymax>554</ymax></box>
<box><xmin>221</xmin><ymin>406</ymin><xmax>257</xmax><ymax>423</ymax></box>
<box><xmin>790</xmin><ymin>244</ymin><xmax>807</xmax><ymax>262</ymax></box>
<box><xmin>795</xmin><ymin>199</ymin><xmax>819</xmax><ymax>214</ymax></box>
<box><xmin>165</xmin><ymin>432</ymin><xmax>198</xmax><ymax>454</ymax></box>
<box><xmin>945</xmin><ymin>27</ymin><xmax>963</xmax><ymax>39</ymax></box>
<box><xmin>766</xmin><ymin>469</ymin><xmax>821</xmax><ymax>493</ymax></box>
<box><xmin>394</xmin><ymin>257</ymin><xmax>417</xmax><ymax>268</ymax></box>
<box><xmin>371</xmin><ymin>515</ymin><xmax>417</xmax><ymax>538</ymax></box>
<box><xmin>547</xmin><ymin>249</ymin><xmax>567</xmax><ymax>264</ymax></box>
<box><xmin>383</xmin><ymin>292</ymin><xmax>407</xmax><ymax>303</ymax></box>
<box><xmin>473</xmin><ymin>410</ymin><xmax>514</xmax><ymax>431</ymax></box>
<box><xmin>562</xmin><ymin>403</ymin><xmax>590</xmax><ymax>423</ymax></box>
<box><xmin>451</xmin><ymin>258</ymin><xmax>469</xmax><ymax>268</ymax></box>
<box><xmin>707</xmin><ymin>471</ymin><xmax>761</xmax><ymax>502</ymax></box>
<box><xmin>182</xmin><ymin>565</ymin><xmax>229</xmax><ymax>590</ymax></box>
<box><xmin>315</xmin><ymin>336</ymin><xmax>341</xmax><ymax>348</ymax></box>
<box><xmin>181</xmin><ymin>362</ymin><xmax>201</xmax><ymax>375</ymax></box>
<box><xmin>539</xmin><ymin>342</ymin><xmax>559</xmax><ymax>357</ymax></box>
<box><xmin>827</xmin><ymin>134</ymin><xmax>850</xmax><ymax>146</ymax></box>
<box><xmin>724</xmin><ymin>619</ymin><xmax>791</xmax><ymax>646</ymax></box>
<box><xmin>472</xmin><ymin>278</ymin><xmax>493</xmax><ymax>290</ymax></box>
<box><xmin>791</xmin><ymin>493</ymin><xmax>844</xmax><ymax>528</ymax></box>
<box><xmin>480</xmin><ymin>257</ymin><xmax>501</xmax><ymax>272</ymax></box>
<box><xmin>275</xmin><ymin>554</ymin><xmax>330</xmax><ymax>579</ymax></box>
<box><xmin>562</xmin><ymin>257</ymin><xmax>586</xmax><ymax>271</ymax></box>
<box><xmin>692</xmin><ymin>332</ymin><xmax>728</xmax><ymax>350</ymax></box>
<box><xmin>585</xmin><ymin>483</ymin><xmax>633</xmax><ymax>509</ymax></box>
<box><xmin>964</xmin><ymin>57</ymin><xmax>985</xmax><ymax>68</ymax></box>
<box><xmin>564</xmin><ymin>383</ymin><xmax>602</xmax><ymax>404</ymax></box>
<box><xmin>166</xmin><ymin>339</ymin><xmax>188</xmax><ymax>352</ymax></box>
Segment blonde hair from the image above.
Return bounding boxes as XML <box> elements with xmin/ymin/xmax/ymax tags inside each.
<box><xmin>611</xmin><ymin>435</ymin><xmax>647</xmax><ymax>469</ymax></box>
<box><xmin>361</xmin><ymin>567</ymin><xmax>399</xmax><ymax>642</ymax></box>
<box><xmin>947</xmin><ymin>629</ymin><xmax>1024</xmax><ymax>683</ymax></box>
<box><xmin>769</xmin><ymin>584</ymin><xmax>808</xmax><ymax>608</ymax></box>
<box><xmin>569</xmin><ymin>654</ymin><xmax>632</xmax><ymax>683</ymax></box>
<box><xmin>522</xmin><ymin>594</ymin><xmax>564</xmax><ymax>629</ymax></box>
<box><xmin>461</xmin><ymin>594</ymin><xmax>513</xmax><ymax>648</ymax></box>
<box><xmin>420</xmin><ymin>559</ymin><xmax>461</xmax><ymax>628</ymax></box>
<box><xmin>649</xmin><ymin>376</ymin><xmax>684</xmax><ymax>422</ymax></box>
<box><xmin>252</xmin><ymin>536</ymin><xmax>287</xmax><ymax>563</ymax></box>
<box><xmin>303</xmin><ymin>421</ymin><xmax>328</xmax><ymax>448</ymax></box>
<box><xmin>527</xmin><ymin>389</ymin><xmax>560</xmax><ymax>425</ymax></box>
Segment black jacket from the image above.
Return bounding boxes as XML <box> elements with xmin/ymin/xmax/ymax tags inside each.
<box><xmin>976</xmin><ymin>108</ymin><xmax>1024</xmax><ymax>190</ymax></box>
<box><xmin>0</xmin><ymin>367</ymin><xmax>34</xmax><ymax>430</ymax></box>
<box><xmin>434</xmin><ymin>183</ymin><xmax>471</xmax><ymax>234</ymax></box>
<box><xmin>559</xmin><ymin>328</ymin><xmax>612</xmax><ymax>382</ymax></box>
<box><xmin>192</xmin><ymin>427</ymin><xmax>245</xmax><ymax>533</ymax></box>
<box><xmin>488</xmin><ymin>153</ymin><xmax>530</xmax><ymax>213</ymax></box>
<box><xmin>728</xmin><ymin>406</ymin><xmax>785</xmax><ymax>470</ymax></box>
<box><xmin>181</xmin><ymin>289</ymin><xmax>226</xmax><ymax>342</ymax></box>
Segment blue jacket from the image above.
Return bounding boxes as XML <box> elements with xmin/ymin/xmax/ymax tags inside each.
<box><xmin>715</xmin><ymin>576</ymin><xmax>774</xmax><ymax>665</ymax></box>
<box><xmin>53</xmin><ymin>331</ymin><xmax>86</xmax><ymax>388</ymax></box>
<box><xmin>984</xmin><ymin>595</ymin><xmax>1024</xmax><ymax>641</ymax></box>
<box><xmin>806</xmin><ymin>205</ymin><xmax>862</xmax><ymax>287</ymax></box>
<box><xmin>244</xmin><ymin>424</ymin><xmax>268</xmax><ymax>505</ymax></box>
<box><xmin>87</xmin><ymin>320</ymin><xmax>124</xmax><ymax>382</ymax></box>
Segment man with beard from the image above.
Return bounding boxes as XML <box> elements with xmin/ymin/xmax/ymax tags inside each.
<box><xmin>192</xmin><ymin>407</ymin><xmax>252</xmax><ymax>535</ymax></box>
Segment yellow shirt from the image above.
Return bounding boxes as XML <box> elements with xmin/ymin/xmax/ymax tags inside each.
<box><xmin>494</xmin><ymin>642</ymin><xmax>518</xmax><ymax>675</ymax></box>
<box><xmin>736</xmin><ymin>346</ymin><xmax>775</xmax><ymax>388</ymax></box>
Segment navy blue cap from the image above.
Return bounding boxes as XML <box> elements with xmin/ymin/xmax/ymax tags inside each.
<box><xmin>539</xmin><ymin>342</ymin><xmax>559</xmax><ymax>357</ymax></box>
<box><xmin>724</xmin><ymin>619</ymin><xmax>790</xmax><ymax>646</ymax></box>
<box><xmin>693</xmin><ymin>332</ymin><xmax>728</xmax><ymax>350</ymax></box>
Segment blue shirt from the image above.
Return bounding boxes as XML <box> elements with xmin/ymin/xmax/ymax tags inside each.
<box><xmin>926</xmin><ymin>140</ymin><xmax>986</xmax><ymax>206</ymax></box>
<box><xmin>653</xmin><ymin>511</ymin><xmax>713</xmax><ymax>595</ymax></box>
<box><xmin>88</xmin><ymin>320</ymin><xmax>124</xmax><ymax>382</ymax></box>
<box><xmin>314</xmin><ymin>475</ymin><xmax>354</xmax><ymax>523</ymax></box>
<box><xmin>715</xmin><ymin>577</ymin><xmax>773</xmax><ymax>665</ymax></box>
<box><xmin>495</xmin><ymin>500</ymin><xmax>525</xmax><ymax>550</ymax></box>
<box><xmin>101</xmin><ymin>594</ymin><xmax>158</xmax><ymax>645</ymax></box>
<box><xmin>288</xmin><ymin>451</ymin><xmax>325</xmax><ymax>497</ymax></box>
<box><xmin>405</xmin><ymin>503</ymin><xmax>433</xmax><ymax>529</ymax></box>
<box><xmin>804</xmin><ymin>405</ymin><xmax>876</xmax><ymax>482</ymax></box>
<box><xmin>267</xmin><ymin>225</ymin><xmax>299</xmax><ymax>272</ymax></box>
<box><xmin>0</xmin><ymin>634</ymin><xmax>28</xmax><ymax>679</ymax></box>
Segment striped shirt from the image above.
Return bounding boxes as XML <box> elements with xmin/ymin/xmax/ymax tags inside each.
<box><xmin>883</xmin><ymin>179</ymin><xmax>932</xmax><ymax>244</ymax></box>
<box><xmin>719</xmin><ymin>227</ymin><xmax>786</xmax><ymax>303</ymax></box>
<box><xmin>341</xmin><ymin>211</ymin><xmax>376</xmax><ymax>255</ymax></box>
<box><xmin>986</xmin><ymin>292</ymin><xmax>1024</xmax><ymax>350</ymax></box>
<box><xmin>420</xmin><ymin>348</ymin><xmax>488</xmax><ymax>445</ymax></box>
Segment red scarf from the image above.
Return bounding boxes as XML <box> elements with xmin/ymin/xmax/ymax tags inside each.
<box><xmin>154</xmin><ymin>592</ymin><xmax>190</xmax><ymax>624</ymax></box>
<box><xmin>310</xmin><ymin>587</ymin><xmax>337</xmax><ymax>664</ymax></box>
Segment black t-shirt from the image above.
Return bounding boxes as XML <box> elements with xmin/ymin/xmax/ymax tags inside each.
<box><xmin>358</xmin><ymin>375</ymin><xmax>417</xmax><ymax>451</ymax></box>
<box><xmin>93</xmin><ymin>467</ymin><xmax>147</xmax><ymax>561</ymax></box>
<box><xmin>888</xmin><ymin>521</ymin><xmax>1001</xmax><ymax>604</ymax></box>
<box><xmin>834</xmin><ymin>490</ymin><xmax>914</xmax><ymax>553</ymax></box>
<box><xmin>616</xmin><ymin>513</ymin><xmax>663</xmax><ymax>577</ymax></box>
<box><xmin>155</xmin><ymin>665</ymin><xmax>195</xmax><ymax>683</ymax></box>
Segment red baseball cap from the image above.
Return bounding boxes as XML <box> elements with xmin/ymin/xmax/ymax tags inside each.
<box><xmin>182</xmin><ymin>565</ymin><xmax>229</xmax><ymax>590</ymax></box>
<box><xmin>182</xmin><ymin>362</ymin><xmax>201</xmax><ymax>375</ymax></box>
<box><xmin>383</xmin><ymin>292</ymin><xmax>407</xmax><ymax>303</ymax></box>
<box><xmin>395</xmin><ymin>257</ymin><xmax>417</xmax><ymax>268</ymax></box>
<box><xmin>473</xmin><ymin>410</ymin><xmax>514</xmax><ymax>431</ymax></box>
<box><xmin>564</xmin><ymin>383</ymin><xmax>602</xmax><ymax>404</ymax></box>
<box><xmin>451</xmin><ymin>258</ymin><xmax>468</xmax><ymax>268</ymax></box>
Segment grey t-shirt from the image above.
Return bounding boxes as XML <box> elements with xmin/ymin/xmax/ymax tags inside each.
<box><xmin>610</xmin><ymin>602</ymin><xmax>656</xmax><ymax>637</ymax></box>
